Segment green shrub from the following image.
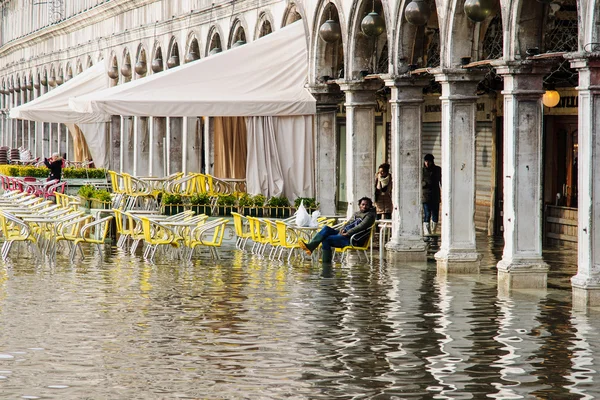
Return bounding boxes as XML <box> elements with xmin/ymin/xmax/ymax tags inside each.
<box><xmin>266</xmin><ymin>195</ymin><xmax>290</xmax><ymax>207</ymax></box>
<box><xmin>162</xmin><ymin>193</ymin><xmax>183</xmax><ymax>205</ymax></box>
<box><xmin>78</xmin><ymin>185</ymin><xmax>96</xmax><ymax>199</ymax></box>
<box><xmin>238</xmin><ymin>193</ymin><xmax>253</xmax><ymax>207</ymax></box>
<box><xmin>62</xmin><ymin>167</ymin><xmax>107</xmax><ymax>179</ymax></box>
<box><xmin>19</xmin><ymin>166</ymin><xmax>49</xmax><ymax>178</ymax></box>
<box><xmin>93</xmin><ymin>190</ymin><xmax>112</xmax><ymax>202</ymax></box>
<box><xmin>252</xmin><ymin>194</ymin><xmax>266</xmax><ymax>207</ymax></box>
<box><xmin>294</xmin><ymin>197</ymin><xmax>319</xmax><ymax>209</ymax></box>
<box><xmin>216</xmin><ymin>194</ymin><xmax>236</xmax><ymax>206</ymax></box>
<box><xmin>190</xmin><ymin>192</ymin><xmax>211</xmax><ymax>205</ymax></box>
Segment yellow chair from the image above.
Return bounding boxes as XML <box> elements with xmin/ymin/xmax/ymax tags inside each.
<box><xmin>70</xmin><ymin>216</ymin><xmax>114</xmax><ymax>261</ymax></box>
<box><xmin>230</xmin><ymin>212</ymin><xmax>252</xmax><ymax>250</ymax></box>
<box><xmin>139</xmin><ymin>216</ymin><xmax>181</xmax><ymax>262</ymax></box>
<box><xmin>186</xmin><ymin>218</ymin><xmax>230</xmax><ymax>260</ymax></box>
<box><xmin>55</xmin><ymin>214</ymin><xmax>94</xmax><ymax>252</ymax></box>
<box><xmin>246</xmin><ymin>216</ymin><xmax>270</xmax><ymax>256</ymax></box>
<box><xmin>275</xmin><ymin>220</ymin><xmax>301</xmax><ymax>262</ymax></box>
<box><xmin>334</xmin><ymin>224</ymin><xmax>376</xmax><ymax>264</ymax></box>
<box><xmin>113</xmin><ymin>208</ymin><xmax>134</xmax><ymax>249</ymax></box>
<box><xmin>262</xmin><ymin>219</ymin><xmax>281</xmax><ymax>259</ymax></box>
<box><xmin>0</xmin><ymin>211</ymin><xmax>40</xmax><ymax>261</ymax></box>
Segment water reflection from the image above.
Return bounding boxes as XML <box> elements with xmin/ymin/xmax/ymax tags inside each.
<box><xmin>0</xmin><ymin>242</ymin><xmax>597</xmax><ymax>398</ymax></box>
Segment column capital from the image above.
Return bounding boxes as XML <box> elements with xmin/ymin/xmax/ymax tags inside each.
<box><xmin>384</xmin><ymin>76</ymin><xmax>428</xmax><ymax>104</ymax></box>
<box><xmin>430</xmin><ymin>68</ymin><xmax>483</xmax><ymax>100</ymax></box>
<box><xmin>492</xmin><ymin>59</ymin><xmax>554</xmax><ymax>77</ymax></box>
<box><xmin>564</xmin><ymin>51</ymin><xmax>600</xmax><ymax>69</ymax></box>
<box><xmin>338</xmin><ymin>80</ymin><xmax>382</xmax><ymax>107</ymax></box>
<box><xmin>337</xmin><ymin>79</ymin><xmax>383</xmax><ymax>93</ymax></box>
<box><xmin>308</xmin><ymin>84</ymin><xmax>344</xmax><ymax>111</ymax></box>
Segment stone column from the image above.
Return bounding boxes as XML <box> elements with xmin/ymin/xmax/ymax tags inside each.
<box><xmin>432</xmin><ymin>70</ymin><xmax>483</xmax><ymax>273</ymax></box>
<box><xmin>338</xmin><ymin>80</ymin><xmax>381</xmax><ymax>216</ymax></box>
<box><xmin>168</xmin><ymin>117</ymin><xmax>183</xmax><ymax>175</ymax></box>
<box><xmin>111</xmin><ymin>115</ymin><xmax>121</xmax><ymax>173</ymax></box>
<box><xmin>495</xmin><ymin>62</ymin><xmax>550</xmax><ymax>289</ymax></box>
<box><xmin>309</xmin><ymin>85</ymin><xmax>343</xmax><ymax>216</ymax></box>
<box><xmin>203</xmin><ymin>117</ymin><xmax>214</xmax><ymax>175</ymax></box>
<box><xmin>384</xmin><ymin>77</ymin><xmax>428</xmax><ymax>261</ymax></box>
<box><xmin>152</xmin><ymin>117</ymin><xmax>167</xmax><ymax>177</ymax></box>
<box><xmin>568</xmin><ymin>56</ymin><xmax>600</xmax><ymax>308</ymax></box>
<box><xmin>187</xmin><ymin>117</ymin><xmax>203</xmax><ymax>173</ymax></box>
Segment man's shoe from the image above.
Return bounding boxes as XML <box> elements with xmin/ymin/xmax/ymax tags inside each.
<box><xmin>299</xmin><ymin>241</ymin><xmax>312</xmax><ymax>256</ymax></box>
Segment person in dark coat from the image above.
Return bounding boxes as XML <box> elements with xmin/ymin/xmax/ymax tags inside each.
<box><xmin>44</xmin><ymin>152</ymin><xmax>63</xmax><ymax>182</ymax></box>
<box><xmin>374</xmin><ymin>163</ymin><xmax>393</xmax><ymax>220</ymax></box>
<box><xmin>299</xmin><ymin>197</ymin><xmax>376</xmax><ymax>265</ymax></box>
<box><xmin>422</xmin><ymin>153</ymin><xmax>441</xmax><ymax>235</ymax></box>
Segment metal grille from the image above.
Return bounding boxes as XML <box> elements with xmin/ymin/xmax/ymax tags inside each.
<box><xmin>544</xmin><ymin>0</ymin><xmax>578</xmax><ymax>87</ymax></box>
<box><xmin>482</xmin><ymin>15</ymin><xmax>503</xmax><ymax>60</ymax></box>
<box><xmin>478</xmin><ymin>15</ymin><xmax>504</xmax><ymax>94</ymax></box>
<box><xmin>426</xmin><ymin>28</ymin><xmax>440</xmax><ymax>68</ymax></box>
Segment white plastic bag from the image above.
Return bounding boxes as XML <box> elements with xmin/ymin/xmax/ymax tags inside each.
<box><xmin>295</xmin><ymin>200</ymin><xmax>312</xmax><ymax>227</ymax></box>
<box><xmin>310</xmin><ymin>210</ymin><xmax>321</xmax><ymax>227</ymax></box>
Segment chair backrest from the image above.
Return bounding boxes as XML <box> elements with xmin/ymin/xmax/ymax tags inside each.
<box><xmin>275</xmin><ymin>221</ymin><xmax>295</xmax><ymax>247</ymax></box>
<box><xmin>230</xmin><ymin>212</ymin><xmax>249</xmax><ymax>237</ymax></box>
<box><xmin>350</xmin><ymin>224</ymin><xmax>376</xmax><ymax>249</ymax></box>
<box><xmin>80</xmin><ymin>216</ymin><xmax>113</xmax><ymax>242</ymax></box>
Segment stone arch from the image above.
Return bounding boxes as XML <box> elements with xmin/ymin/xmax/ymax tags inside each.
<box><xmin>394</xmin><ymin>0</ymin><xmax>440</xmax><ymax>74</ymax></box>
<box><xmin>437</xmin><ymin>0</ymin><xmax>485</xmax><ymax>67</ymax></box>
<box><xmin>311</xmin><ymin>0</ymin><xmax>347</xmax><ymax>84</ymax></box>
<box><xmin>26</xmin><ymin>70</ymin><xmax>33</xmax><ymax>91</ymax></box>
<box><xmin>14</xmin><ymin>73</ymin><xmax>21</xmax><ymax>93</ymax></box>
<box><xmin>184</xmin><ymin>32</ymin><xmax>201</xmax><ymax>63</ymax></box>
<box><xmin>206</xmin><ymin>25</ymin><xmax>224</xmax><ymax>56</ymax></box>
<box><xmin>167</xmin><ymin>37</ymin><xmax>180</xmax><ymax>69</ymax></box>
<box><xmin>582</xmin><ymin>0</ymin><xmax>597</xmax><ymax>50</ymax></box>
<box><xmin>122</xmin><ymin>47</ymin><xmax>132</xmax><ymax>82</ymax></box>
<box><xmin>228</xmin><ymin>17</ymin><xmax>248</xmax><ymax>48</ymax></box>
<box><xmin>255</xmin><ymin>11</ymin><xmax>274</xmax><ymax>39</ymax></box>
<box><xmin>48</xmin><ymin>64</ymin><xmax>57</xmax><ymax>87</ymax></box>
<box><xmin>33</xmin><ymin>68</ymin><xmax>41</xmax><ymax>90</ymax></box>
<box><xmin>347</xmin><ymin>0</ymin><xmax>390</xmax><ymax>78</ymax></box>
<box><xmin>86</xmin><ymin>55</ymin><xmax>94</xmax><ymax>68</ymax></box>
<box><xmin>76</xmin><ymin>58</ymin><xmax>83</xmax><ymax>74</ymax></box>
<box><xmin>135</xmin><ymin>43</ymin><xmax>148</xmax><ymax>77</ymax></box>
<box><xmin>502</xmin><ymin>0</ymin><xmax>548</xmax><ymax>61</ymax></box>
<box><xmin>282</xmin><ymin>2</ymin><xmax>304</xmax><ymax>27</ymax></box>
<box><xmin>41</xmin><ymin>66</ymin><xmax>48</xmax><ymax>87</ymax></box>
<box><xmin>65</xmin><ymin>62</ymin><xmax>73</xmax><ymax>81</ymax></box>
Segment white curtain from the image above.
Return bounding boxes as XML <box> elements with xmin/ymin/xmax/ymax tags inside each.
<box><xmin>245</xmin><ymin>115</ymin><xmax>314</xmax><ymax>200</ymax></box>
<box><xmin>70</xmin><ymin>122</ymin><xmax>109</xmax><ymax>169</ymax></box>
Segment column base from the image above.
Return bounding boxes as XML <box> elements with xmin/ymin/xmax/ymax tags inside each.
<box><xmin>497</xmin><ymin>260</ymin><xmax>548</xmax><ymax>290</ymax></box>
<box><xmin>571</xmin><ymin>276</ymin><xmax>600</xmax><ymax>310</ymax></box>
<box><xmin>385</xmin><ymin>237</ymin><xmax>428</xmax><ymax>262</ymax></box>
<box><xmin>435</xmin><ymin>249</ymin><xmax>481</xmax><ymax>274</ymax></box>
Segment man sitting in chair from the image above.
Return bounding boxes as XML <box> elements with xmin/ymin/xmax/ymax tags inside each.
<box><xmin>299</xmin><ymin>197</ymin><xmax>376</xmax><ymax>265</ymax></box>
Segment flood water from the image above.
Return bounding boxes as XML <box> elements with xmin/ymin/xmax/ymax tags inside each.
<box><xmin>0</xmin><ymin>236</ymin><xmax>598</xmax><ymax>399</ymax></box>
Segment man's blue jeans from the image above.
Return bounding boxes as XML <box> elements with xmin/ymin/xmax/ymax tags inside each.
<box><xmin>423</xmin><ymin>202</ymin><xmax>440</xmax><ymax>223</ymax></box>
<box><xmin>306</xmin><ymin>226</ymin><xmax>350</xmax><ymax>263</ymax></box>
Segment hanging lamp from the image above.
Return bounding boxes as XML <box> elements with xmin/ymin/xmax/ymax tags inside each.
<box><xmin>135</xmin><ymin>60</ymin><xmax>147</xmax><ymax>76</ymax></box>
<box><xmin>464</xmin><ymin>0</ymin><xmax>497</xmax><ymax>23</ymax></box>
<box><xmin>543</xmin><ymin>90</ymin><xmax>560</xmax><ymax>108</ymax></box>
<box><xmin>319</xmin><ymin>3</ymin><xmax>342</xmax><ymax>43</ymax></box>
<box><xmin>231</xmin><ymin>40</ymin><xmax>246</xmax><ymax>48</ymax></box>
<box><xmin>184</xmin><ymin>49</ymin><xmax>199</xmax><ymax>63</ymax></box>
<box><xmin>167</xmin><ymin>54</ymin><xmax>179</xmax><ymax>68</ymax></box>
<box><xmin>405</xmin><ymin>0</ymin><xmax>430</xmax><ymax>26</ymax></box>
<box><xmin>151</xmin><ymin>57</ymin><xmax>163</xmax><ymax>73</ymax></box>
<box><xmin>209</xmin><ymin>47</ymin><xmax>222</xmax><ymax>55</ymax></box>
<box><xmin>361</xmin><ymin>0</ymin><xmax>385</xmax><ymax>37</ymax></box>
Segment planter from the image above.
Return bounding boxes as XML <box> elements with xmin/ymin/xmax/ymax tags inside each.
<box><xmin>266</xmin><ymin>206</ymin><xmax>293</xmax><ymax>219</ymax></box>
<box><xmin>240</xmin><ymin>206</ymin><xmax>263</xmax><ymax>217</ymax></box>
<box><xmin>217</xmin><ymin>205</ymin><xmax>234</xmax><ymax>216</ymax></box>
<box><xmin>162</xmin><ymin>204</ymin><xmax>185</xmax><ymax>215</ymax></box>
<box><xmin>191</xmin><ymin>204</ymin><xmax>211</xmax><ymax>216</ymax></box>
<box><xmin>90</xmin><ymin>199</ymin><xmax>112</xmax><ymax>210</ymax></box>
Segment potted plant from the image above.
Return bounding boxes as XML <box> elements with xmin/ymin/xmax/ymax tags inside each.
<box><xmin>238</xmin><ymin>193</ymin><xmax>253</xmax><ymax>216</ymax></box>
<box><xmin>216</xmin><ymin>194</ymin><xmax>236</xmax><ymax>216</ymax></box>
<box><xmin>266</xmin><ymin>195</ymin><xmax>291</xmax><ymax>218</ymax></box>
<box><xmin>91</xmin><ymin>189</ymin><xmax>112</xmax><ymax>209</ymax></box>
<box><xmin>294</xmin><ymin>197</ymin><xmax>320</xmax><ymax>214</ymax></box>
<box><xmin>77</xmin><ymin>184</ymin><xmax>96</xmax><ymax>209</ymax></box>
<box><xmin>162</xmin><ymin>192</ymin><xmax>184</xmax><ymax>215</ymax></box>
<box><xmin>190</xmin><ymin>192</ymin><xmax>211</xmax><ymax>216</ymax></box>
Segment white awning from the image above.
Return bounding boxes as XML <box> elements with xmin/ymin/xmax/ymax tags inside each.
<box><xmin>10</xmin><ymin>62</ymin><xmax>110</xmax><ymax>123</ymax></box>
<box><xmin>70</xmin><ymin>21</ymin><xmax>315</xmax><ymax>117</ymax></box>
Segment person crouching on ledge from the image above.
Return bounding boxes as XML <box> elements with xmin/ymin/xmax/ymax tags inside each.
<box><xmin>299</xmin><ymin>197</ymin><xmax>376</xmax><ymax>265</ymax></box>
